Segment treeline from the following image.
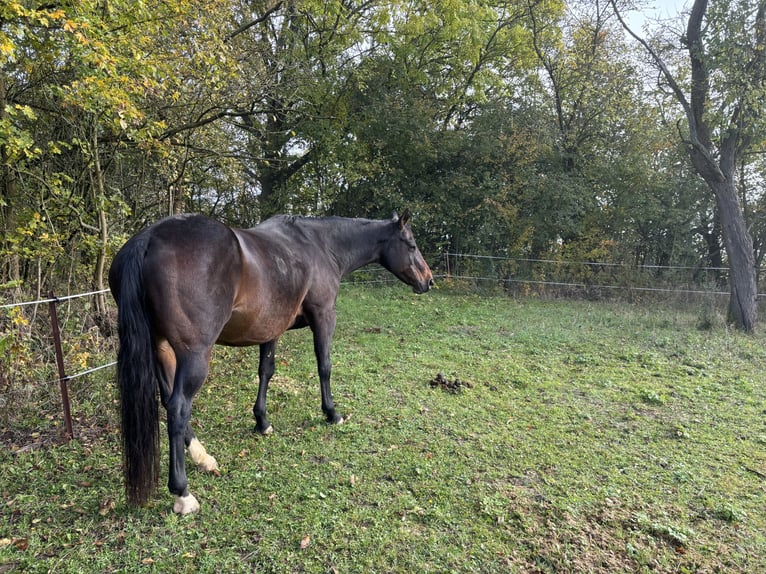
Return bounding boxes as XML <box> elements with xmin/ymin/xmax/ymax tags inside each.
<box><xmin>1</xmin><ymin>0</ymin><xmax>765</xmax><ymax>309</ymax></box>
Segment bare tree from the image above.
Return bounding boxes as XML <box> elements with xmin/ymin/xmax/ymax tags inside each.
<box><xmin>611</xmin><ymin>0</ymin><xmax>766</xmax><ymax>331</ymax></box>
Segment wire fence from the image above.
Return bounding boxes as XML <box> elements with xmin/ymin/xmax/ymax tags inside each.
<box><xmin>0</xmin><ymin>288</ymin><xmax>117</xmax><ymax>439</ymax></box>
<box><xmin>0</xmin><ymin>289</ymin><xmax>111</xmax><ymax>310</ymax></box>
<box><xmin>0</xmin><ymin>289</ymin><xmax>116</xmax><ymax>383</ymax></box>
<box><xmin>0</xmin><ymin>252</ymin><xmax>760</xmax><ymax>437</ymax></box>
<box><xmin>426</xmin><ymin>252</ymin><xmax>754</xmax><ymax>300</ymax></box>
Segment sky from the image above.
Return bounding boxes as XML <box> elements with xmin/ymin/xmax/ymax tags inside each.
<box><xmin>626</xmin><ymin>0</ymin><xmax>688</xmax><ymax>30</ymax></box>
<box><xmin>647</xmin><ymin>0</ymin><xmax>688</xmax><ymax>18</ymax></box>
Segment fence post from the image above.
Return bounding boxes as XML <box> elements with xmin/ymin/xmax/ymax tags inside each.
<box><xmin>48</xmin><ymin>291</ymin><xmax>73</xmax><ymax>440</ymax></box>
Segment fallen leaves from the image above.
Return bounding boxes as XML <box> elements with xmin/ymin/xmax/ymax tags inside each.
<box><xmin>0</xmin><ymin>538</ymin><xmax>28</xmax><ymax>551</ymax></box>
<box><xmin>98</xmin><ymin>498</ymin><xmax>115</xmax><ymax>516</ymax></box>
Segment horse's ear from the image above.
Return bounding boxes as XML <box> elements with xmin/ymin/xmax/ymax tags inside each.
<box><xmin>398</xmin><ymin>209</ymin><xmax>411</xmax><ymax>229</ymax></box>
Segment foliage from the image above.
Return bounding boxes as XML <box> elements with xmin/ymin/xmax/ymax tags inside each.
<box><xmin>0</xmin><ymin>0</ymin><xmax>761</xmax><ymax>312</ymax></box>
<box><xmin>2</xmin><ymin>287</ymin><xmax>766</xmax><ymax>572</ymax></box>
<box><xmin>0</xmin><ymin>305</ymin><xmax>39</xmax><ymax>424</ymax></box>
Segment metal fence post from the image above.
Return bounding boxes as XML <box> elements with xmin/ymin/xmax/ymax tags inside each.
<box><xmin>48</xmin><ymin>291</ymin><xmax>73</xmax><ymax>440</ymax></box>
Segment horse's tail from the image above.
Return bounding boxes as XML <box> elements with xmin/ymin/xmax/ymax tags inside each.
<box><xmin>110</xmin><ymin>233</ymin><xmax>160</xmax><ymax>507</ymax></box>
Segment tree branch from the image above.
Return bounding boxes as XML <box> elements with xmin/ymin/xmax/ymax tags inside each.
<box><xmin>160</xmin><ymin>108</ymin><xmax>252</xmax><ymax>141</ymax></box>
<box><xmin>608</xmin><ymin>0</ymin><xmax>691</xmax><ymax>117</ymax></box>
<box><xmin>226</xmin><ymin>1</ymin><xmax>284</xmax><ymax>41</ymax></box>
<box><xmin>610</xmin><ymin>0</ymin><xmax>725</xmax><ymax>181</ymax></box>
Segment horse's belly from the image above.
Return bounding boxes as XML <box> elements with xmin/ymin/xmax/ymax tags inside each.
<box><xmin>217</xmin><ymin>310</ymin><xmax>296</xmax><ymax>346</ymax></box>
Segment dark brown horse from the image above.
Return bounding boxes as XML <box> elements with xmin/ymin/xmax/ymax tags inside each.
<box><xmin>109</xmin><ymin>211</ymin><xmax>433</xmax><ymax>514</ymax></box>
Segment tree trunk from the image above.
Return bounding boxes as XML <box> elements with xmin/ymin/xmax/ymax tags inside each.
<box><xmin>692</xmin><ymin>141</ymin><xmax>757</xmax><ymax>330</ymax></box>
<box><xmin>0</xmin><ymin>72</ymin><xmax>20</xmax><ymax>284</ymax></box>
<box><xmin>91</xmin><ymin>127</ymin><xmax>109</xmax><ymax>317</ymax></box>
<box><xmin>711</xmin><ymin>179</ymin><xmax>758</xmax><ymax>330</ymax></box>
<box><xmin>682</xmin><ymin>0</ymin><xmax>759</xmax><ymax>331</ymax></box>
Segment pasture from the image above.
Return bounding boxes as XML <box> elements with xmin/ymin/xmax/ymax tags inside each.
<box><xmin>2</xmin><ymin>285</ymin><xmax>766</xmax><ymax>573</ymax></box>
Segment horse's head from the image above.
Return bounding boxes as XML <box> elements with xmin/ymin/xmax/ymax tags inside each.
<box><xmin>381</xmin><ymin>210</ymin><xmax>434</xmax><ymax>294</ymax></box>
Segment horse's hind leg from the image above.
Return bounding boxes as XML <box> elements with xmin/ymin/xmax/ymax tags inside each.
<box><xmin>165</xmin><ymin>350</ymin><xmax>212</xmax><ymax>514</ymax></box>
<box><xmin>186</xmin><ymin>434</ymin><xmax>219</xmax><ymax>473</ymax></box>
<box><xmin>157</xmin><ymin>341</ymin><xmax>218</xmax><ymax>474</ymax></box>
<box><xmin>253</xmin><ymin>340</ymin><xmax>276</xmax><ymax>434</ymax></box>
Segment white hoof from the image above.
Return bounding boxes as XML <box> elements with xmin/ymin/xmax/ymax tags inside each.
<box><xmin>337</xmin><ymin>412</ymin><xmax>350</xmax><ymax>425</ymax></box>
<box><xmin>198</xmin><ymin>455</ymin><xmax>219</xmax><ymax>474</ymax></box>
<box><xmin>173</xmin><ymin>493</ymin><xmax>200</xmax><ymax>515</ymax></box>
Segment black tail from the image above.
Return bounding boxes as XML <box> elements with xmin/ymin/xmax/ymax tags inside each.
<box><xmin>110</xmin><ymin>233</ymin><xmax>160</xmax><ymax>507</ymax></box>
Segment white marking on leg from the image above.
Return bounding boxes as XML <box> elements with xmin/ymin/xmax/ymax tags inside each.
<box><xmin>187</xmin><ymin>438</ymin><xmax>219</xmax><ymax>473</ymax></box>
<box><xmin>173</xmin><ymin>493</ymin><xmax>200</xmax><ymax>515</ymax></box>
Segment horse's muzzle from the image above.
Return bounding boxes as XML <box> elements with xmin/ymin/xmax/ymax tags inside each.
<box><xmin>413</xmin><ymin>277</ymin><xmax>435</xmax><ymax>294</ymax></box>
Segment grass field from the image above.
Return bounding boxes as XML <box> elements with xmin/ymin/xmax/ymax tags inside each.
<box><xmin>2</xmin><ymin>285</ymin><xmax>766</xmax><ymax>573</ymax></box>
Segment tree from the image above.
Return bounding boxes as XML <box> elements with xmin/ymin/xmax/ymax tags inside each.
<box><xmin>612</xmin><ymin>0</ymin><xmax>766</xmax><ymax>330</ymax></box>
<box><xmin>322</xmin><ymin>0</ymin><xmax>548</xmax><ymax>254</ymax></box>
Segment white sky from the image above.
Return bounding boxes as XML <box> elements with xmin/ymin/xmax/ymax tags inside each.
<box><xmin>627</xmin><ymin>0</ymin><xmax>688</xmax><ymax>30</ymax></box>
<box><xmin>647</xmin><ymin>0</ymin><xmax>688</xmax><ymax>18</ymax></box>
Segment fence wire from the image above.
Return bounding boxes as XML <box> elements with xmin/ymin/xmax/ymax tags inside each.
<box><xmin>430</xmin><ymin>253</ymin><xmax>757</xmax><ymax>299</ymax></box>
<box><xmin>0</xmin><ymin>289</ymin><xmax>110</xmax><ymax>310</ymax></box>
<box><xmin>0</xmin><ymin>288</ymin><xmax>115</xmax><ymax>388</ymax></box>
<box><xmin>1</xmin><ymin>254</ymin><xmax>760</xmax><ymax>388</ymax></box>
<box><xmin>0</xmin><ymin>255</ymin><xmax>760</xmax><ymax>434</ymax></box>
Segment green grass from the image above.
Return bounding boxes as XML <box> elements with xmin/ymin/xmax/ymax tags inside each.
<box><xmin>2</xmin><ymin>285</ymin><xmax>766</xmax><ymax>572</ymax></box>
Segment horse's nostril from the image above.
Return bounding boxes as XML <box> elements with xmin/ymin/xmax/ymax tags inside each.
<box><xmin>428</xmin><ymin>278</ymin><xmax>435</xmax><ymax>288</ymax></box>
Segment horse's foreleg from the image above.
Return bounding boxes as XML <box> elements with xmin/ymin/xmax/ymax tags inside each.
<box><xmin>311</xmin><ymin>312</ymin><xmax>343</xmax><ymax>425</ymax></box>
<box><xmin>253</xmin><ymin>340</ymin><xmax>276</xmax><ymax>434</ymax></box>
<box><xmin>166</xmin><ymin>352</ymin><xmax>210</xmax><ymax>515</ymax></box>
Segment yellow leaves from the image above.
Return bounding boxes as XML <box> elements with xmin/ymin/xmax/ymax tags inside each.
<box><xmin>10</xmin><ymin>306</ymin><xmax>29</xmax><ymax>328</ymax></box>
<box><xmin>1</xmin><ymin>2</ymin><xmax>25</xmax><ymax>18</ymax></box>
<box><xmin>47</xmin><ymin>9</ymin><xmax>67</xmax><ymax>21</ymax></box>
<box><xmin>73</xmin><ymin>352</ymin><xmax>90</xmax><ymax>371</ymax></box>
<box><xmin>0</xmin><ymin>35</ymin><xmax>15</xmax><ymax>61</ymax></box>
<box><xmin>73</xmin><ymin>31</ymin><xmax>90</xmax><ymax>46</ymax></box>
<box><xmin>13</xmin><ymin>104</ymin><xmax>37</xmax><ymax>121</ymax></box>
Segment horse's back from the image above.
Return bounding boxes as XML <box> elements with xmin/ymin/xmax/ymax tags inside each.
<box><xmin>218</xmin><ymin>220</ymin><xmax>318</xmax><ymax>345</ymax></box>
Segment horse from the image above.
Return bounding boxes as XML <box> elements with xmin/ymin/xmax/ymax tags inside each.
<box><xmin>108</xmin><ymin>210</ymin><xmax>434</xmax><ymax>514</ymax></box>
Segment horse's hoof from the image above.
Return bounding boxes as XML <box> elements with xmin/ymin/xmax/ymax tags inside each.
<box><xmin>327</xmin><ymin>413</ymin><xmax>346</xmax><ymax>425</ymax></box>
<box><xmin>198</xmin><ymin>455</ymin><xmax>220</xmax><ymax>475</ymax></box>
<box><xmin>173</xmin><ymin>493</ymin><xmax>200</xmax><ymax>515</ymax></box>
<box><xmin>255</xmin><ymin>424</ymin><xmax>274</xmax><ymax>435</ymax></box>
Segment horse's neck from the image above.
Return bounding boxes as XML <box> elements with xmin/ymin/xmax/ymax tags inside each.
<box><xmin>323</xmin><ymin>219</ymin><xmax>389</xmax><ymax>276</ymax></box>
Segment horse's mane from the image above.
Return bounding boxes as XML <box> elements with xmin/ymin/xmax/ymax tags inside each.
<box><xmin>268</xmin><ymin>214</ymin><xmax>378</xmax><ymax>229</ymax></box>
